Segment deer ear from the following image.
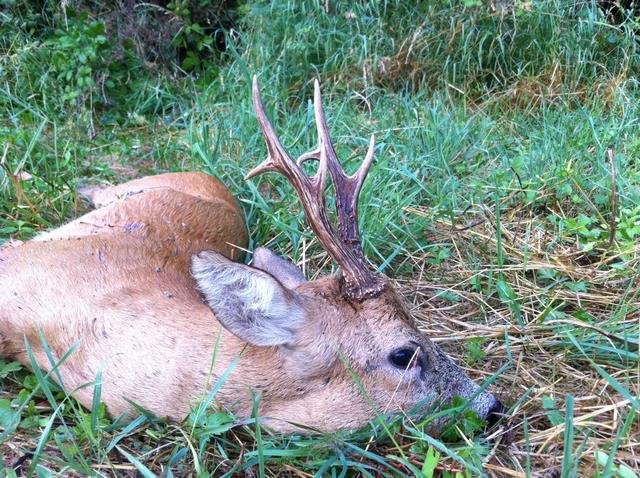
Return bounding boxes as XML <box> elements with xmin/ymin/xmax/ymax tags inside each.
<box><xmin>251</xmin><ymin>247</ymin><xmax>306</xmax><ymax>289</ymax></box>
<box><xmin>190</xmin><ymin>250</ymin><xmax>305</xmax><ymax>346</ymax></box>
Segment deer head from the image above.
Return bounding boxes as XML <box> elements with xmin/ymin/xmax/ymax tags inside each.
<box><xmin>190</xmin><ymin>77</ymin><xmax>504</xmax><ymax>433</ymax></box>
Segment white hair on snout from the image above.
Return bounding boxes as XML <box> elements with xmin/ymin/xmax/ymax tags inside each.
<box><xmin>190</xmin><ymin>250</ymin><xmax>305</xmax><ymax>346</ymax></box>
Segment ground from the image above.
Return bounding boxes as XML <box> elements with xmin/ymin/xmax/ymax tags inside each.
<box><xmin>1</xmin><ymin>0</ymin><xmax>639</xmax><ymax>476</ymax></box>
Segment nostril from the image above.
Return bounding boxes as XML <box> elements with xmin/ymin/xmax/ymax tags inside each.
<box><xmin>485</xmin><ymin>400</ymin><xmax>506</xmax><ymax>428</ymax></box>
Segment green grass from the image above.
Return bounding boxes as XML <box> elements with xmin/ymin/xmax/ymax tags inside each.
<box><xmin>1</xmin><ymin>0</ymin><xmax>640</xmax><ymax>476</ymax></box>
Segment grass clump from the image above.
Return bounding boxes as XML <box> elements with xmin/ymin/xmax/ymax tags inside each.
<box><xmin>1</xmin><ymin>0</ymin><xmax>639</xmax><ymax>476</ymax></box>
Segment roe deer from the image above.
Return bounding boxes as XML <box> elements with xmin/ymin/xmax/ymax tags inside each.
<box><xmin>0</xmin><ymin>77</ymin><xmax>504</xmax><ymax>433</ymax></box>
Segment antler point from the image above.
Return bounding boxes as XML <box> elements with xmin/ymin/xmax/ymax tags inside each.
<box><xmin>245</xmin><ymin>158</ymin><xmax>275</xmax><ymax>180</ymax></box>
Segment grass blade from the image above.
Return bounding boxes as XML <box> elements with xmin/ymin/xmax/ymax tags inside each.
<box><xmin>117</xmin><ymin>446</ymin><xmax>158</xmax><ymax>478</ymax></box>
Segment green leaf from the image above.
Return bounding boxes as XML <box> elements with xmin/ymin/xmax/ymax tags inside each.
<box><xmin>0</xmin><ymin>360</ymin><xmax>23</xmax><ymax>378</ymax></box>
<box><xmin>617</xmin><ymin>463</ymin><xmax>640</xmax><ymax>478</ymax></box>
<box><xmin>422</xmin><ymin>446</ymin><xmax>441</xmax><ymax>478</ymax></box>
<box><xmin>466</xmin><ymin>337</ymin><xmax>487</xmax><ymax>365</ymax></box>
<box><xmin>565</xmin><ymin>281</ymin><xmax>587</xmax><ymax>292</ymax></box>
<box><xmin>86</xmin><ymin>21</ymin><xmax>105</xmax><ymax>37</ymax></box>
<box><xmin>0</xmin><ymin>399</ymin><xmax>15</xmax><ymax>429</ymax></box>
<box><xmin>542</xmin><ymin>395</ymin><xmax>563</xmax><ymax>427</ymax></box>
<box><xmin>497</xmin><ymin>279</ymin><xmax>517</xmax><ymax>301</ymax></box>
<box><xmin>595</xmin><ymin>450</ymin><xmax>639</xmax><ymax>478</ymax></box>
<box><xmin>202</xmin><ymin>411</ymin><xmax>235</xmax><ymax>435</ymax></box>
<box><xmin>181</xmin><ymin>51</ymin><xmax>200</xmax><ymax>71</ymax></box>
<box><xmin>23</xmin><ymin>374</ymin><xmax>39</xmax><ymax>391</ymax></box>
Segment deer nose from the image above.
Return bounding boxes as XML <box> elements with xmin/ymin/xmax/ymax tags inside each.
<box><xmin>485</xmin><ymin>399</ymin><xmax>506</xmax><ymax>428</ymax></box>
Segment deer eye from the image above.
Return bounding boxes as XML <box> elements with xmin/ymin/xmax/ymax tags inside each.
<box><xmin>389</xmin><ymin>347</ymin><xmax>418</xmax><ymax>369</ymax></box>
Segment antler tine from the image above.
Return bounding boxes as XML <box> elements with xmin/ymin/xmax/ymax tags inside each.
<box><xmin>245</xmin><ymin>77</ymin><xmax>281</xmax><ymax>179</ymax></box>
<box><xmin>311</xmin><ymin>80</ymin><xmax>376</xmax><ymax>254</ymax></box>
<box><xmin>311</xmin><ymin>78</ymin><xmax>343</xmax><ymax>183</ymax></box>
<box><xmin>247</xmin><ymin>76</ymin><xmax>329</xmax><ymax>196</ymax></box>
<box><xmin>357</xmin><ymin>134</ymin><xmax>376</xmax><ymax>195</ymax></box>
<box><xmin>246</xmin><ymin>77</ymin><xmax>308</xmax><ymax>183</ymax></box>
<box><xmin>247</xmin><ymin>76</ymin><xmax>385</xmax><ymax>301</ymax></box>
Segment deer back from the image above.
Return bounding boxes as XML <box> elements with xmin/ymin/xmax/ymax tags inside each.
<box><xmin>0</xmin><ymin>172</ymin><xmax>250</xmax><ymax>420</ymax></box>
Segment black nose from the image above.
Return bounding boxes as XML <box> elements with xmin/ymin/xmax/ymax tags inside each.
<box><xmin>485</xmin><ymin>400</ymin><xmax>506</xmax><ymax>428</ymax></box>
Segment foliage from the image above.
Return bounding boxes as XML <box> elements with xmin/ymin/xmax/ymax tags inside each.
<box><xmin>166</xmin><ymin>0</ymin><xmax>242</xmax><ymax>71</ymax></box>
<box><xmin>48</xmin><ymin>12</ymin><xmax>109</xmax><ymax>103</ymax></box>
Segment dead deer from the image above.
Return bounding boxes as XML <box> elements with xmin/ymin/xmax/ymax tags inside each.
<box><xmin>0</xmin><ymin>77</ymin><xmax>504</xmax><ymax>433</ymax></box>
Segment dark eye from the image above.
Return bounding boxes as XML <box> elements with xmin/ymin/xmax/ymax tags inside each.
<box><xmin>389</xmin><ymin>347</ymin><xmax>418</xmax><ymax>369</ymax></box>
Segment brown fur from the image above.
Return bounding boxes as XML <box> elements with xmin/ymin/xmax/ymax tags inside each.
<box><xmin>1</xmin><ymin>172</ymin><xmax>248</xmax><ymax>421</ymax></box>
<box><xmin>0</xmin><ymin>172</ymin><xmax>501</xmax><ymax>433</ymax></box>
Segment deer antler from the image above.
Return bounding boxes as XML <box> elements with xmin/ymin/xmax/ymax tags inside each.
<box><xmin>246</xmin><ymin>76</ymin><xmax>385</xmax><ymax>301</ymax></box>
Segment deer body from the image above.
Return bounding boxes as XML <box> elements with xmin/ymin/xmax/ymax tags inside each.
<box><xmin>0</xmin><ymin>79</ymin><xmax>504</xmax><ymax>433</ymax></box>
<box><xmin>0</xmin><ymin>172</ymin><xmax>253</xmax><ymax>421</ymax></box>
<box><xmin>0</xmin><ymin>173</ymin><xmax>412</xmax><ymax>431</ymax></box>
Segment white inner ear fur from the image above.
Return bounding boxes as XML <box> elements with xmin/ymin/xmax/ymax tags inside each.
<box><xmin>190</xmin><ymin>250</ymin><xmax>306</xmax><ymax>346</ymax></box>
